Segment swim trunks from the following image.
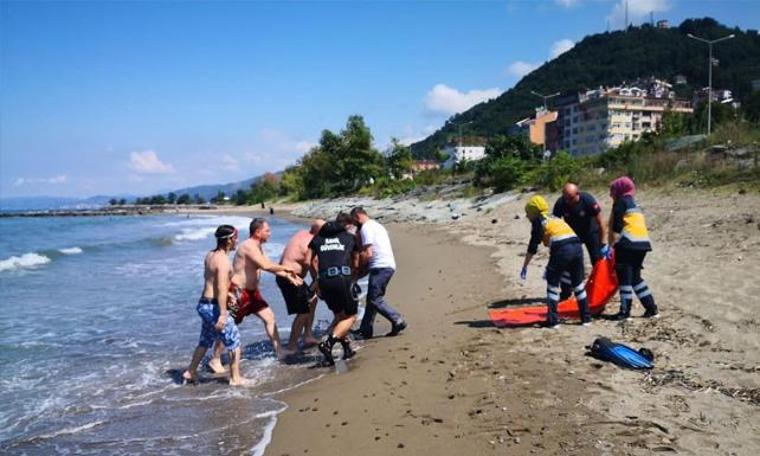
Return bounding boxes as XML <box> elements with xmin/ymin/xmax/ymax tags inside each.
<box><xmin>276</xmin><ymin>275</ymin><xmax>312</xmax><ymax>315</ymax></box>
<box><xmin>318</xmin><ymin>275</ymin><xmax>358</xmax><ymax>316</ymax></box>
<box><xmin>228</xmin><ymin>283</ymin><xmax>269</xmax><ymax>324</ymax></box>
<box><xmin>197</xmin><ymin>297</ymin><xmax>240</xmax><ymax>350</ymax></box>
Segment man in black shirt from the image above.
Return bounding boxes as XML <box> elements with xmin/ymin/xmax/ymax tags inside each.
<box><xmin>309</xmin><ymin>213</ymin><xmax>360</xmax><ymax>366</ymax></box>
<box><xmin>552</xmin><ymin>183</ymin><xmax>608</xmax><ymax>299</ymax></box>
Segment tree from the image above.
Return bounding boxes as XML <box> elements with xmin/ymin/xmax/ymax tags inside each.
<box><xmin>194</xmin><ymin>194</ymin><xmax>206</xmax><ymax>204</ymax></box>
<box><xmin>118</xmin><ymin>198</ymin><xmax>127</xmax><ymax>205</ymax></box>
<box><xmin>385</xmin><ymin>138</ymin><xmax>414</xmax><ymax>179</ymax></box>
<box><xmin>167</xmin><ymin>192</ymin><xmax>177</xmax><ymax>204</ymax></box>
<box><xmin>211</xmin><ymin>191</ymin><xmax>226</xmax><ymax>204</ymax></box>
<box><xmin>109</xmin><ymin>198</ymin><xmax>118</xmax><ymax>206</ymax></box>
<box><xmin>176</xmin><ymin>193</ymin><xmax>191</xmax><ymax>205</ymax></box>
<box><xmin>250</xmin><ymin>173</ymin><xmax>279</xmax><ymax>203</ymax></box>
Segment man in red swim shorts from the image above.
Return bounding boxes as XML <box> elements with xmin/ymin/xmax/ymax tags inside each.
<box><xmin>208</xmin><ymin>218</ymin><xmax>302</xmax><ymax>371</ymax></box>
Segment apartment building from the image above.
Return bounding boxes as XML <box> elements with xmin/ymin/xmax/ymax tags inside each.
<box><xmin>550</xmin><ymin>80</ymin><xmax>693</xmax><ymax>156</ymax></box>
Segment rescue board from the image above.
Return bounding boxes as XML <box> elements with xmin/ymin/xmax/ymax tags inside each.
<box><xmin>489</xmin><ymin>256</ymin><xmax>619</xmax><ymax>327</ymax></box>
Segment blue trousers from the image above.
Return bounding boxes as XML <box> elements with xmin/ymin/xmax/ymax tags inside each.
<box><xmin>359</xmin><ymin>268</ymin><xmax>403</xmax><ymax>337</ymax></box>
<box><xmin>545</xmin><ymin>243</ymin><xmax>590</xmax><ymax>326</ymax></box>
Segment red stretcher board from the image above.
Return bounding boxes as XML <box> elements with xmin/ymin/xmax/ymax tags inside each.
<box><xmin>489</xmin><ymin>256</ymin><xmax>618</xmax><ymax>327</ymax></box>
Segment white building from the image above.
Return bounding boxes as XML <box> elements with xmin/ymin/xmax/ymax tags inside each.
<box><xmin>441</xmin><ymin>145</ymin><xmax>486</xmax><ymax>169</ymax></box>
<box><xmin>552</xmin><ymin>81</ymin><xmax>693</xmax><ymax>156</ymax></box>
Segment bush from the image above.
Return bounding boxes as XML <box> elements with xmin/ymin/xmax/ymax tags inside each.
<box><xmin>529</xmin><ymin>152</ymin><xmax>581</xmax><ymax>191</ymax></box>
<box><xmin>482</xmin><ymin>156</ymin><xmax>527</xmax><ymax>192</ymax></box>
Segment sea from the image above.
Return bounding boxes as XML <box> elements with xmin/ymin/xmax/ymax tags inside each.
<box><xmin>0</xmin><ymin>213</ymin><xmax>355</xmax><ymax>455</ymax></box>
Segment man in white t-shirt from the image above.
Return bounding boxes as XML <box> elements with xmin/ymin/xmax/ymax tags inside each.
<box><xmin>350</xmin><ymin>207</ymin><xmax>406</xmax><ymax>338</ymax></box>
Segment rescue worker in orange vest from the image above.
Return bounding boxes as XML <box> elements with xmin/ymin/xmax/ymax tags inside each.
<box><xmin>607</xmin><ymin>177</ymin><xmax>659</xmax><ymax>320</ymax></box>
<box><xmin>521</xmin><ymin>196</ymin><xmax>591</xmax><ymax>328</ymax></box>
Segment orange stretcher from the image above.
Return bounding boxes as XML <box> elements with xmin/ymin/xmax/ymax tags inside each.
<box><xmin>489</xmin><ymin>256</ymin><xmax>618</xmax><ymax>327</ymax></box>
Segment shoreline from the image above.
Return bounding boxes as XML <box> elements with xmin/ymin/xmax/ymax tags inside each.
<box><xmin>264</xmin><ymin>188</ymin><xmax>760</xmax><ymax>455</ymax></box>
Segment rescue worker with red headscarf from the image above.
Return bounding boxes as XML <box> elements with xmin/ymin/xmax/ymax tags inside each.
<box><xmin>607</xmin><ymin>176</ymin><xmax>659</xmax><ymax>320</ymax></box>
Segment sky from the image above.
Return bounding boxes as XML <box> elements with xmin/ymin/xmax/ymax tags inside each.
<box><xmin>1</xmin><ymin>0</ymin><xmax>758</xmax><ymax>198</ymax></box>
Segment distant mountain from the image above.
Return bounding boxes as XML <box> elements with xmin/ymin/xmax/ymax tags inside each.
<box><xmin>169</xmin><ymin>173</ymin><xmax>274</xmax><ymax>201</ymax></box>
<box><xmin>0</xmin><ymin>194</ymin><xmax>137</xmax><ymax>211</ymax></box>
<box><xmin>412</xmin><ymin>18</ymin><xmax>760</xmax><ymax>158</ymax></box>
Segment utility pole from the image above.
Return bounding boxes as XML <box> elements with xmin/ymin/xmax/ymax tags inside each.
<box><xmin>530</xmin><ymin>90</ymin><xmax>560</xmax><ymax>111</ymax></box>
<box><xmin>687</xmin><ymin>33</ymin><xmax>735</xmax><ymax>136</ymax></box>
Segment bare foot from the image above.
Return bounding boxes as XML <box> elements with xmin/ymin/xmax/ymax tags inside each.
<box><xmin>277</xmin><ymin>347</ymin><xmax>297</xmax><ymax>361</ymax></box>
<box><xmin>302</xmin><ymin>337</ymin><xmax>320</xmax><ymax>348</ymax></box>
<box><xmin>181</xmin><ymin>370</ymin><xmax>197</xmax><ymax>385</ymax></box>
<box><xmin>207</xmin><ymin>358</ymin><xmax>227</xmax><ymax>374</ymax></box>
<box><xmin>229</xmin><ymin>376</ymin><xmax>255</xmax><ymax>387</ymax></box>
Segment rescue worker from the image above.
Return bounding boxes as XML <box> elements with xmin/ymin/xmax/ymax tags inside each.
<box><xmin>552</xmin><ymin>183</ymin><xmax>608</xmax><ymax>300</ymax></box>
<box><xmin>607</xmin><ymin>176</ymin><xmax>659</xmax><ymax>320</ymax></box>
<box><xmin>521</xmin><ymin>195</ymin><xmax>591</xmax><ymax>328</ymax></box>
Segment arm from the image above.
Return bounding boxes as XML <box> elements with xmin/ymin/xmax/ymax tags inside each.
<box><xmin>595</xmin><ymin>211</ymin><xmax>607</xmax><ymax>246</ymax></box>
<box><xmin>214</xmin><ymin>258</ymin><xmax>231</xmax><ymax>331</ymax></box>
<box><xmin>248</xmin><ymin>246</ymin><xmax>296</xmax><ymax>275</ymax></box>
<box><xmin>608</xmin><ymin>200</ymin><xmax>623</xmax><ymax>246</ymax></box>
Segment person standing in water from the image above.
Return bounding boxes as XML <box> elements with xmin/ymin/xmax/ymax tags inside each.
<box><xmin>277</xmin><ymin>219</ymin><xmax>325</xmax><ymax>353</ymax></box>
<box><xmin>183</xmin><ymin>225</ymin><xmax>246</xmax><ymax>386</ymax></box>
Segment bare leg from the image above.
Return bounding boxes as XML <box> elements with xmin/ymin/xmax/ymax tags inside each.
<box><xmin>332</xmin><ymin>314</ymin><xmax>357</xmax><ymax>339</ymax></box>
<box><xmin>228</xmin><ymin>347</ymin><xmax>248</xmax><ymax>386</ymax></box>
<box><xmin>182</xmin><ymin>346</ymin><xmax>208</xmax><ymax>383</ymax></box>
<box><xmin>208</xmin><ymin>340</ymin><xmax>227</xmax><ymax>374</ymax></box>
<box><xmin>255</xmin><ymin>307</ymin><xmax>293</xmax><ymax>360</ymax></box>
<box><xmin>302</xmin><ymin>298</ymin><xmax>319</xmax><ymax>346</ymax></box>
<box><xmin>286</xmin><ymin>314</ymin><xmax>308</xmax><ymax>351</ymax></box>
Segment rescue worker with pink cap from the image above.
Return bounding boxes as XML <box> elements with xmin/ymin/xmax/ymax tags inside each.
<box><xmin>607</xmin><ymin>176</ymin><xmax>659</xmax><ymax>320</ymax></box>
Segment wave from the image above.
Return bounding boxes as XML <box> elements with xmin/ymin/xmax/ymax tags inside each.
<box><xmin>173</xmin><ymin>227</ymin><xmax>217</xmax><ymax>242</ymax></box>
<box><xmin>0</xmin><ymin>253</ymin><xmax>51</xmax><ymax>272</ymax></box>
<box><xmin>59</xmin><ymin>246</ymin><xmax>83</xmax><ymax>255</ymax></box>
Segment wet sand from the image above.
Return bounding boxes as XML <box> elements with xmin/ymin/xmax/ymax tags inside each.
<box><xmin>267</xmin><ymin>188</ymin><xmax>760</xmax><ymax>455</ymax></box>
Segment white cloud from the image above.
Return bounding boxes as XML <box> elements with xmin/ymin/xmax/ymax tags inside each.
<box><xmin>424</xmin><ymin>83</ymin><xmax>502</xmax><ymax>115</ymax></box>
<box><xmin>550</xmin><ymin>39</ymin><xmax>575</xmax><ymax>59</ymax></box>
<box><xmin>295</xmin><ymin>140</ymin><xmax>317</xmax><ymax>154</ymax></box>
<box><xmin>13</xmin><ymin>175</ymin><xmax>68</xmax><ymax>186</ymax></box>
<box><xmin>608</xmin><ymin>0</ymin><xmax>671</xmax><ymax>28</ymax></box>
<box><xmin>128</xmin><ymin>150</ymin><xmax>175</xmax><ymax>174</ymax></box>
<box><xmin>507</xmin><ymin>61</ymin><xmax>541</xmax><ymax>78</ymax></box>
<box><xmin>220</xmin><ymin>154</ymin><xmax>239</xmax><ymax>172</ymax></box>
<box><xmin>555</xmin><ymin>0</ymin><xmax>581</xmax><ymax>7</ymax></box>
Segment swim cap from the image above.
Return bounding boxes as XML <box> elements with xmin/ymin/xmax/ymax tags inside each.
<box><xmin>610</xmin><ymin>176</ymin><xmax>636</xmax><ymax>199</ymax></box>
<box><xmin>525</xmin><ymin>195</ymin><xmax>549</xmax><ymax>218</ymax></box>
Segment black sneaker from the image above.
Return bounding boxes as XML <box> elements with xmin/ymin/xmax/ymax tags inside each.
<box><xmin>642</xmin><ymin>309</ymin><xmax>660</xmax><ymax>319</ymax></box>
<box><xmin>612</xmin><ymin>312</ymin><xmax>630</xmax><ymax>321</ymax></box>
<box><xmin>318</xmin><ymin>341</ymin><xmax>335</xmax><ymax>366</ymax></box>
<box><xmin>385</xmin><ymin>320</ymin><xmax>407</xmax><ymax>337</ymax></box>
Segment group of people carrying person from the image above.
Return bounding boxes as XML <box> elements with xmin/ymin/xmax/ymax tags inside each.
<box><xmin>182</xmin><ymin>207</ymin><xmax>406</xmax><ymax>385</ymax></box>
<box><xmin>521</xmin><ymin>176</ymin><xmax>659</xmax><ymax>328</ymax></box>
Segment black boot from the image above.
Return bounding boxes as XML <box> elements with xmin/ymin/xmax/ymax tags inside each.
<box><xmin>340</xmin><ymin>338</ymin><xmax>356</xmax><ymax>360</ymax></box>
<box><xmin>318</xmin><ymin>335</ymin><xmax>338</xmax><ymax>366</ymax></box>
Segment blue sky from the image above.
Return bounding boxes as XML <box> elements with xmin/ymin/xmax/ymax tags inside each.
<box><xmin>1</xmin><ymin>0</ymin><xmax>758</xmax><ymax>198</ymax></box>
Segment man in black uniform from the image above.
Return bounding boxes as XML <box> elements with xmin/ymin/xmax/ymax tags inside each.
<box><xmin>552</xmin><ymin>182</ymin><xmax>608</xmax><ymax>300</ymax></box>
<box><xmin>309</xmin><ymin>212</ymin><xmax>360</xmax><ymax>366</ymax></box>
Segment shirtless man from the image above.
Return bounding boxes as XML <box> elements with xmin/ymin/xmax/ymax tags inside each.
<box><xmin>277</xmin><ymin>219</ymin><xmax>326</xmax><ymax>352</ymax></box>
<box><xmin>209</xmin><ymin>218</ymin><xmax>301</xmax><ymax>367</ymax></box>
<box><xmin>183</xmin><ymin>225</ymin><xmax>246</xmax><ymax>386</ymax></box>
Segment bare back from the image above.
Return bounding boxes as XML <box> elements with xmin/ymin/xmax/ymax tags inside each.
<box><xmin>202</xmin><ymin>249</ymin><xmax>231</xmax><ymax>299</ymax></box>
<box><xmin>231</xmin><ymin>238</ymin><xmax>264</xmax><ymax>290</ymax></box>
<box><xmin>279</xmin><ymin>230</ymin><xmax>313</xmax><ymax>278</ymax></box>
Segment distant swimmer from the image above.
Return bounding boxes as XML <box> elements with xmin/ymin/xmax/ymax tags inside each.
<box><xmin>552</xmin><ymin>182</ymin><xmax>608</xmax><ymax>299</ymax></box>
<box><xmin>277</xmin><ymin>219</ymin><xmax>325</xmax><ymax>353</ymax></box>
<box><xmin>210</xmin><ymin>218</ymin><xmax>301</xmax><ymax>367</ymax></box>
<box><xmin>521</xmin><ymin>196</ymin><xmax>591</xmax><ymax>328</ymax></box>
<box><xmin>607</xmin><ymin>177</ymin><xmax>658</xmax><ymax>320</ymax></box>
<box><xmin>182</xmin><ymin>225</ymin><xmax>246</xmax><ymax>386</ymax></box>
<box><xmin>309</xmin><ymin>213</ymin><xmax>360</xmax><ymax>366</ymax></box>
<box><xmin>351</xmin><ymin>206</ymin><xmax>406</xmax><ymax>339</ymax></box>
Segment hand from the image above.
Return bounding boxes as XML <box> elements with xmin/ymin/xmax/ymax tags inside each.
<box><xmin>215</xmin><ymin>313</ymin><xmax>227</xmax><ymax>332</ymax></box>
<box><xmin>520</xmin><ymin>266</ymin><xmax>528</xmax><ymax>281</ymax></box>
<box><xmin>601</xmin><ymin>245</ymin><xmax>613</xmax><ymax>259</ymax></box>
<box><xmin>289</xmin><ymin>274</ymin><xmax>304</xmax><ymax>286</ymax></box>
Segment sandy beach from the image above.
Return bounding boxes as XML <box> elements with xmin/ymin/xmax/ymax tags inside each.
<box><xmin>260</xmin><ymin>187</ymin><xmax>760</xmax><ymax>455</ymax></box>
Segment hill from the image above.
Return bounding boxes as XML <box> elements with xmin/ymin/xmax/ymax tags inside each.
<box><xmin>170</xmin><ymin>175</ymin><xmax>265</xmax><ymax>201</ymax></box>
<box><xmin>412</xmin><ymin>18</ymin><xmax>760</xmax><ymax>158</ymax></box>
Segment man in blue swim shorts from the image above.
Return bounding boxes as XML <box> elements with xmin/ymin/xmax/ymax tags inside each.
<box><xmin>183</xmin><ymin>225</ymin><xmax>247</xmax><ymax>386</ymax></box>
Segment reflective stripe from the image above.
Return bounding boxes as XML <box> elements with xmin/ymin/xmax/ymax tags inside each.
<box><xmin>576</xmin><ymin>291</ymin><xmax>587</xmax><ymax>300</ymax></box>
<box><xmin>636</xmin><ymin>289</ymin><xmax>652</xmax><ymax>298</ymax></box>
<box><xmin>547</xmin><ymin>292</ymin><xmax>560</xmax><ymax>301</ymax></box>
<box><xmin>550</xmin><ymin>233</ymin><xmax>576</xmax><ymax>243</ymax></box>
<box><xmin>548</xmin><ymin>285</ymin><xmax>561</xmax><ymax>293</ymax></box>
<box><xmin>574</xmin><ymin>283</ymin><xmax>586</xmax><ymax>293</ymax></box>
<box><xmin>634</xmin><ymin>282</ymin><xmax>649</xmax><ymax>291</ymax></box>
<box><xmin>621</xmin><ymin>208</ymin><xmax>650</xmax><ymax>242</ymax></box>
<box><xmin>560</xmin><ymin>277</ymin><xmax>572</xmax><ymax>284</ymax></box>
<box><xmin>542</xmin><ymin>217</ymin><xmax>578</xmax><ymax>247</ymax></box>
<box><xmin>619</xmin><ymin>285</ymin><xmax>634</xmax><ymax>292</ymax></box>
<box><xmin>561</xmin><ymin>271</ymin><xmax>571</xmax><ymax>277</ymax></box>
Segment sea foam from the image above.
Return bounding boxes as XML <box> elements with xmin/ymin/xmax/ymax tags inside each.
<box><xmin>0</xmin><ymin>252</ymin><xmax>51</xmax><ymax>272</ymax></box>
<box><xmin>59</xmin><ymin>247</ymin><xmax>83</xmax><ymax>255</ymax></box>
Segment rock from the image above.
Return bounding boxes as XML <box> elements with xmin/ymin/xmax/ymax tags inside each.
<box><xmin>491</xmin><ymin>218</ymin><xmax>498</xmax><ymax>224</ymax></box>
<box><xmin>514</xmin><ymin>437</ymin><xmax>521</xmax><ymax>444</ymax></box>
<box><xmin>514</xmin><ymin>214</ymin><xmax>520</xmax><ymax>219</ymax></box>
<box><xmin>451</xmin><ymin>213</ymin><xmax>460</xmax><ymax>220</ymax></box>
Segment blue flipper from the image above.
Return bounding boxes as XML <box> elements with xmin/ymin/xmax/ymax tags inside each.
<box><xmin>589</xmin><ymin>337</ymin><xmax>654</xmax><ymax>369</ymax></box>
